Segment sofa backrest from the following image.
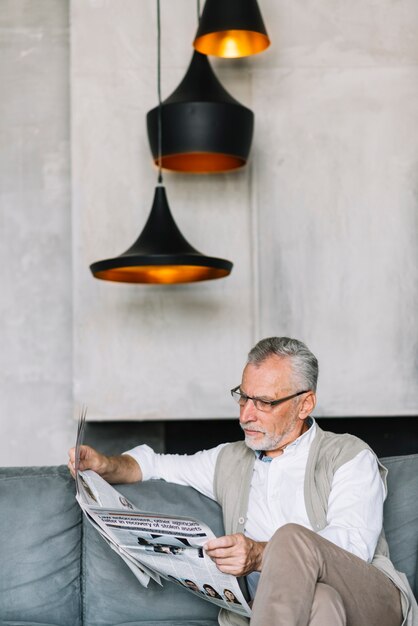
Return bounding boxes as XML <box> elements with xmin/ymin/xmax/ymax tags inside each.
<box><xmin>0</xmin><ymin>466</ymin><xmax>82</xmax><ymax>626</ymax></box>
<box><xmin>381</xmin><ymin>453</ymin><xmax>418</xmax><ymax>597</ymax></box>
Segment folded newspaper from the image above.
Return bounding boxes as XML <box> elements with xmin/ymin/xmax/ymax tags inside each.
<box><xmin>74</xmin><ymin>410</ymin><xmax>251</xmax><ymax>617</ymax></box>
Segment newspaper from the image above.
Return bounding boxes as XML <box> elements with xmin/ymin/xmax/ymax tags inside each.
<box><xmin>74</xmin><ymin>409</ymin><xmax>252</xmax><ymax>617</ymax></box>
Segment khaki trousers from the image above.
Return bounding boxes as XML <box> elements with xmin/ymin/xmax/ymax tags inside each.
<box><xmin>250</xmin><ymin>523</ymin><xmax>402</xmax><ymax>626</ymax></box>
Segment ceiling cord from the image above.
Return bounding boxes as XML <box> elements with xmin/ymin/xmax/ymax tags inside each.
<box><xmin>156</xmin><ymin>0</ymin><xmax>163</xmax><ymax>184</ymax></box>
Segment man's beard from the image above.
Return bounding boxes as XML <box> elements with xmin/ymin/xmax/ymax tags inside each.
<box><xmin>240</xmin><ymin>415</ymin><xmax>300</xmax><ymax>452</ymax></box>
<box><xmin>241</xmin><ymin>425</ymin><xmax>287</xmax><ymax>450</ymax></box>
<box><xmin>241</xmin><ymin>427</ymin><xmax>285</xmax><ymax>451</ymax></box>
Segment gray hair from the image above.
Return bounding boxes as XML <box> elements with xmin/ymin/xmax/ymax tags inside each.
<box><xmin>247</xmin><ymin>337</ymin><xmax>318</xmax><ymax>392</ymax></box>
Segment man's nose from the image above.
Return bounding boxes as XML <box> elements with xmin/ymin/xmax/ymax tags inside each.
<box><xmin>239</xmin><ymin>398</ymin><xmax>258</xmax><ymax>422</ymax></box>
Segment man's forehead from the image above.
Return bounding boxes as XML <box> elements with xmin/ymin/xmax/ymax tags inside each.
<box><xmin>242</xmin><ymin>355</ymin><xmax>293</xmax><ymax>388</ymax></box>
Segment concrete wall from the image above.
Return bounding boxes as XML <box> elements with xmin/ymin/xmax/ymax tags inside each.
<box><xmin>1</xmin><ymin>0</ymin><xmax>417</xmax><ymax>465</ymax></box>
<box><xmin>71</xmin><ymin>1</ymin><xmax>255</xmax><ymax>421</ymax></box>
<box><xmin>0</xmin><ymin>0</ymin><xmax>73</xmax><ymax>465</ymax></box>
<box><xmin>72</xmin><ymin>0</ymin><xmax>418</xmax><ymax>421</ymax></box>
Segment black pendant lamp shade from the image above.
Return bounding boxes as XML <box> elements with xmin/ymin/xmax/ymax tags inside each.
<box><xmin>90</xmin><ymin>186</ymin><xmax>233</xmax><ymax>284</ymax></box>
<box><xmin>193</xmin><ymin>0</ymin><xmax>270</xmax><ymax>58</ymax></box>
<box><xmin>147</xmin><ymin>51</ymin><xmax>254</xmax><ymax>173</ymax></box>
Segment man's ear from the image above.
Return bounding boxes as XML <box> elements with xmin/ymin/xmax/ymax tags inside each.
<box><xmin>298</xmin><ymin>391</ymin><xmax>316</xmax><ymax>419</ymax></box>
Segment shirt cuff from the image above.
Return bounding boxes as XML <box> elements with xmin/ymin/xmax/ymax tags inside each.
<box><xmin>123</xmin><ymin>444</ymin><xmax>157</xmax><ymax>482</ymax></box>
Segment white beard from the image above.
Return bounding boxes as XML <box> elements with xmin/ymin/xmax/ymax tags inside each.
<box><xmin>240</xmin><ymin>413</ymin><xmax>300</xmax><ymax>452</ymax></box>
<box><xmin>243</xmin><ymin>429</ymin><xmax>285</xmax><ymax>451</ymax></box>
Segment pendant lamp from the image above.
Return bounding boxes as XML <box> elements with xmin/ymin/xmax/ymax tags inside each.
<box><xmin>90</xmin><ymin>185</ymin><xmax>232</xmax><ymax>284</ymax></box>
<box><xmin>90</xmin><ymin>0</ymin><xmax>233</xmax><ymax>284</ymax></box>
<box><xmin>193</xmin><ymin>0</ymin><xmax>270</xmax><ymax>58</ymax></box>
<box><xmin>147</xmin><ymin>51</ymin><xmax>253</xmax><ymax>173</ymax></box>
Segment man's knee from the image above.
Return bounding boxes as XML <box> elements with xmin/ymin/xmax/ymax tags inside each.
<box><xmin>269</xmin><ymin>523</ymin><xmax>316</xmax><ymax>548</ymax></box>
<box><xmin>263</xmin><ymin>523</ymin><xmax>320</xmax><ymax>572</ymax></box>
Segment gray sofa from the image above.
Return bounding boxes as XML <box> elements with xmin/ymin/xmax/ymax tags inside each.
<box><xmin>1</xmin><ymin>453</ymin><xmax>417</xmax><ymax>626</ymax></box>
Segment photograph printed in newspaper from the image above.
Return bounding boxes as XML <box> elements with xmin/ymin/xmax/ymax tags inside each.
<box><xmin>74</xmin><ymin>409</ymin><xmax>252</xmax><ymax>617</ymax></box>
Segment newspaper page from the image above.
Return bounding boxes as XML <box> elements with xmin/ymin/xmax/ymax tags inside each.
<box><xmin>75</xmin><ymin>409</ymin><xmax>159</xmax><ymax>587</ymax></box>
<box><xmin>74</xmin><ymin>410</ymin><xmax>252</xmax><ymax>617</ymax></box>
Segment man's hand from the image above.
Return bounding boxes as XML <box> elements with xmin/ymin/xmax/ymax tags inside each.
<box><xmin>67</xmin><ymin>445</ymin><xmax>142</xmax><ymax>484</ymax></box>
<box><xmin>204</xmin><ymin>533</ymin><xmax>266</xmax><ymax>577</ymax></box>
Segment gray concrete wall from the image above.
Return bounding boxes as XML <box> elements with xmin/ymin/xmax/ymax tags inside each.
<box><xmin>1</xmin><ymin>0</ymin><xmax>417</xmax><ymax>465</ymax></box>
<box><xmin>0</xmin><ymin>0</ymin><xmax>73</xmax><ymax>465</ymax></box>
<box><xmin>72</xmin><ymin>0</ymin><xmax>418</xmax><ymax>422</ymax></box>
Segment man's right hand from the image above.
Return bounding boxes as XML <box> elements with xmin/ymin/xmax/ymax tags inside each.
<box><xmin>67</xmin><ymin>445</ymin><xmax>142</xmax><ymax>484</ymax></box>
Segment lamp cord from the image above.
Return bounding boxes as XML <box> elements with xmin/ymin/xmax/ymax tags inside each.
<box><xmin>157</xmin><ymin>0</ymin><xmax>163</xmax><ymax>184</ymax></box>
<box><xmin>156</xmin><ymin>0</ymin><xmax>200</xmax><ymax>186</ymax></box>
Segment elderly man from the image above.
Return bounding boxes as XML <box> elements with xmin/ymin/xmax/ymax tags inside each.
<box><xmin>69</xmin><ymin>337</ymin><xmax>416</xmax><ymax>626</ymax></box>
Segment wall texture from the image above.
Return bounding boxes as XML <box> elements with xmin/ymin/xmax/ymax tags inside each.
<box><xmin>1</xmin><ymin>0</ymin><xmax>417</xmax><ymax>465</ymax></box>
<box><xmin>72</xmin><ymin>0</ymin><xmax>418</xmax><ymax>421</ymax></box>
<box><xmin>0</xmin><ymin>0</ymin><xmax>73</xmax><ymax>465</ymax></box>
<box><xmin>71</xmin><ymin>1</ymin><xmax>256</xmax><ymax>421</ymax></box>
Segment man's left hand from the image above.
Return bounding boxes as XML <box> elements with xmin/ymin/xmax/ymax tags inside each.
<box><xmin>204</xmin><ymin>533</ymin><xmax>266</xmax><ymax>576</ymax></box>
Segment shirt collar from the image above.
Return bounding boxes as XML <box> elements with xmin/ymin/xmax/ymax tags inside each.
<box><xmin>256</xmin><ymin>417</ymin><xmax>316</xmax><ymax>463</ymax></box>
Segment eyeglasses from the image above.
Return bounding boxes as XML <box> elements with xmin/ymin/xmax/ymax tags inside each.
<box><xmin>230</xmin><ymin>386</ymin><xmax>310</xmax><ymax>412</ymax></box>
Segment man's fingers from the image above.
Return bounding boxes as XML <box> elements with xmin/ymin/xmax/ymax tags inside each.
<box><xmin>68</xmin><ymin>445</ymin><xmax>93</xmax><ymax>480</ymax></box>
<box><xmin>206</xmin><ymin>547</ymin><xmax>231</xmax><ymax>559</ymax></box>
<box><xmin>205</xmin><ymin>534</ymin><xmax>238</xmax><ymax>552</ymax></box>
<box><xmin>213</xmin><ymin>563</ymin><xmax>241</xmax><ymax>575</ymax></box>
<box><xmin>205</xmin><ymin>533</ymin><xmax>264</xmax><ymax>577</ymax></box>
<box><xmin>67</xmin><ymin>460</ymin><xmax>76</xmax><ymax>479</ymax></box>
<box><xmin>68</xmin><ymin>445</ymin><xmax>101</xmax><ymax>469</ymax></box>
<box><xmin>78</xmin><ymin>445</ymin><xmax>93</xmax><ymax>461</ymax></box>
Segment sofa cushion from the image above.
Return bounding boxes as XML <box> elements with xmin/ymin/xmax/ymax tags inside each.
<box><xmin>0</xmin><ymin>465</ymin><xmax>82</xmax><ymax>626</ymax></box>
<box><xmin>381</xmin><ymin>453</ymin><xmax>418</xmax><ymax>596</ymax></box>
<box><xmin>83</xmin><ymin>479</ymin><xmax>223</xmax><ymax>626</ymax></box>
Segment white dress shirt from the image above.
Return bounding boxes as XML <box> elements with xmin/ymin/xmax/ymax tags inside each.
<box><xmin>125</xmin><ymin>420</ymin><xmax>385</xmax><ymax>598</ymax></box>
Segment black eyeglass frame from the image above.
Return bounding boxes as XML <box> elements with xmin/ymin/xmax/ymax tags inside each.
<box><xmin>230</xmin><ymin>386</ymin><xmax>311</xmax><ymax>411</ymax></box>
